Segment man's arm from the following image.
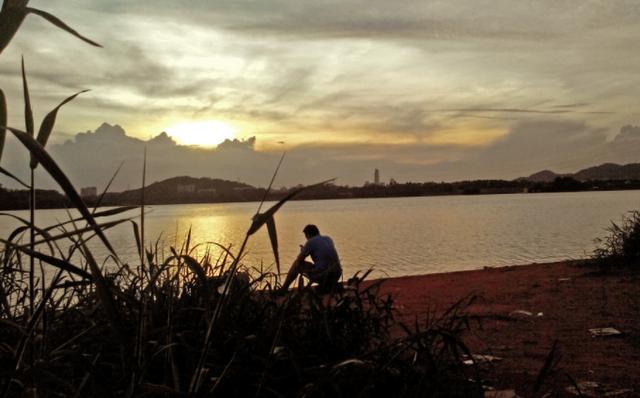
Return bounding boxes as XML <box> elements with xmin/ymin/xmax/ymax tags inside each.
<box><xmin>293</xmin><ymin>243</ymin><xmax>309</xmax><ymax>267</ymax></box>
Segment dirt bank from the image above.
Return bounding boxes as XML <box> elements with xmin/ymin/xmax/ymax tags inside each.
<box><xmin>376</xmin><ymin>261</ymin><xmax>640</xmax><ymax>396</ymax></box>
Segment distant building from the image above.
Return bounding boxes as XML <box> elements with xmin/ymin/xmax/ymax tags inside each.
<box><xmin>177</xmin><ymin>184</ymin><xmax>196</xmax><ymax>194</ymax></box>
<box><xmin>80</xmin><ymin>186</ymin><xmax>97</xmax><ymax>198</ymax></box>
<box><xmin>374</xmin><ymin>169</ymin><xmax>380</xmax><ymax>185</ymax></box>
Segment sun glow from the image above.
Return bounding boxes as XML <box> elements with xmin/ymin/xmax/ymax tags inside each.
<box><xmin>166</xmin><ymin>120</ymin><xmax>236</xmax><ymax>147</ymax></box>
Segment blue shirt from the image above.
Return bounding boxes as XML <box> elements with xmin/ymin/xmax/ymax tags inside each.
<box><xmin>299</xmin><ymin>235</ymin><xmax>340</xmax><ymax>271</ymax></box>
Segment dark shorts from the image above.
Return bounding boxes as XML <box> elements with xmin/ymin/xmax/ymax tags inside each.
<box><xmin>300</xmin><ymin>261</ymin><xmax>342</xmax><ymax>292</ymax></box>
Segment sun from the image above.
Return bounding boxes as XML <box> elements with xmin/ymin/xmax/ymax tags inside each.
<box><xmin>165</xmin><ymin>120</ymin><xmax>236</xmax><ymax>148</ymax></box>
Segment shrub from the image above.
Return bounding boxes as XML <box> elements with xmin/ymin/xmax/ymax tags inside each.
<box><xmin>593</xmin><ymin>210</ymin><xmax>640</xmax><ymax>269</ymax></box>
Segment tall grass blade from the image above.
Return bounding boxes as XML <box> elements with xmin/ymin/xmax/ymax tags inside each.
<box><xmin>140</xmin><ymin>147</ymin><xmax>146</xmax><ymax>269</ymax></box>
<box><xmin>255</xmin><ymin>152</ymin><xmax>285</xmax><ymax>215</ymax></box>
<box><xmin>20</xmin><ymin>56</ymin><xmax>33</xmax><ymax>137</ymax></box>
<box><xmin>71</xmin><ymin>353</ymin><xmax>100</xmax><ymax>398</ymax></box>
<box><xmin>47</xmin><ymin>205</ymin><xmax>137</xmax><ymax>232</ymax></box>
<box><xmin>3</xmin><ymin>0</ymin><xmax>30</xmax><ymax>13</ymax></box>
<box><xmin>2</xmin><ymin>242</ymin><xmax>92</xmax><ymax>280</ymax></box>
<box><xmin>533</xmin><ymin>339</ymin><xmax>560</xmax><ymax>394</ymax></box>
<box><xmin>134</xmin><ymin>147</ymin><xmax>147</xmax><ymax>377</ymax></box>
<box><xmin>0</xmin><ymin>166</ymin><xmax>29</xmax><ymax>188</ymax></box>
<box><xmin>3</xmin><ymin>213</ymin><xmax>57</xmax><ymax>255</ymax></box>
<box><xmin>92</xmin><ymin>161</ymin><xmax>124</xmax><ymax>212</ymax></box>
<box><xmin>248</xmin><ymin>178</ymin><xmax>334</xmax><ymax>236</ymax></box>
<box><xmin>78</xmin><ymin>237</ymin><xmax>122</xmax><ymax>334</ymax></box>
<box><xmin>30</xmin><ymin>89</ymin><xmax>89</xmax><ymax>169</ymax></box>
<box><xmin>266</xmin><ymin>215</ymin><xmax>280</xmax><ymax>274</ymax></box>
<box><xmin>0</xmin><ymin>88</ymin><xmax>6</xmax><ymax>162</ymax></box>
<box><xmin>0</xmin><ymin>269</ymin><xmax>62</xmax><ymax>398</ymax></box>
<box><xmin>25</xmin><ymin>7</ymin><xmax>102</xmax><ymax>48</ymax></box>
<box><xmin>132</xmin><ymin>220</ymin><xmax>142</xmax><ymax>260</ymax></box>
<box><xmin>6</xmin><ymin>126</ymin><xmax>117</xmax><ymax>256</ymax></box>
<box><xmin>0</xmin><ymin>1</ymin><xmax>28</xmax><ymax>56</ymax></box>
<box><xmin>22</xmin><ymin>58</ymin><xmax>36</xmax><ymax>318</ymax></box>
<box><xmin>18</xmin><ymin>218</ymin><xmax>130</xmax><ymax>248</ymax></box>
<box><xmin>180</xmin><ymin>255</ymin><xmax>206</xmax><ymax>283</ymax></box>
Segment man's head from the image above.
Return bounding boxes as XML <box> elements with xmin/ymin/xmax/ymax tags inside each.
<box><xmin>303</xmin><ymin>224</ymin><xmax>320</xmax><ymax>239</ymax></box>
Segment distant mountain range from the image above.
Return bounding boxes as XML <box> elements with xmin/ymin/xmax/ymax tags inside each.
<box><xmin>521</xmin><ymin>163</ymin><xmax>640</xmax><ymax>183</ymax></box>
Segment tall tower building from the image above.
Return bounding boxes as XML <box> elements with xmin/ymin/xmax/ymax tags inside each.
<box><xmin>374</xmin><ymin>168</ymin><xmax>380</xmax><ymax>185</ymax></box>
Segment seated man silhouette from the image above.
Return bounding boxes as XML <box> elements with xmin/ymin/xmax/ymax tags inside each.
<box><xmin>280</xmin><ymin>224</ymin><xmax>342</xmax><ymax>293</ymax></box>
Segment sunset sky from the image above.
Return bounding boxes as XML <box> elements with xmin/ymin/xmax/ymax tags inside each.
<box><xmin>0</xmin><ymin>0</ymin><xmax>639</xmax><ymax>189</ymax></box>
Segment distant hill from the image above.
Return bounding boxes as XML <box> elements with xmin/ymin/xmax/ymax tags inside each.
<box><xmin>573</xmin><ymin>163</ymin><xmax>640</xmax><ymax>181</ymax></box>
<box><xmin>107</xmin><ymin>176</ymin><xmax>259</xmax><ymax>204</ymax></box>
<box><xmin>521</xmin><ymin>163</ymin><xmax>640</xmax><ymax>182</ymax></box>
<box><xmin>520</xmin><ymin>170</ymin><xmax>560</xmax><ymax>183</ymax></box>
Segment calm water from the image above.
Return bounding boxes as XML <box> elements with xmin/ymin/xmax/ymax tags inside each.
<box><xmin>2</xmin><ymin>191</ymin><xmax>640</xmax><ymax>278</ymax></box>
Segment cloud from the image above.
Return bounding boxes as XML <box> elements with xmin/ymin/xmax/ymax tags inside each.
<box><xmin>217</xmin><ymin>136</ymin><xmax>256</xmax><ymax>151</ymax></box>
<box><xmin>2</xmin><ymin>118</ymin><xmax>639</xmax><ymax>194</ymax></box>
<box><xmin>62</xmin><ymin>0</ymin><xmax>639</xmax><ymax>43</ymax></box>
<box><xmin>0</xmin><ymin>0</ymin><xmax>638</xmax><ymax>185</ymax></box>
<box><xmin>417</xmin><ymin>120</ymin><xmax>613</xmax><ymax>180</ymax></box>
<box><xmin>609</xmin><ymin>125</ymin><xmax>640</xmax><ymax>163</ymax></box>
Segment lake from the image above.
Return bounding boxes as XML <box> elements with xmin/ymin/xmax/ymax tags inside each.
<box><xmin>2</xmin><ymin>190</ymin><xmax>639</xmax><ymax>279</ymax></box>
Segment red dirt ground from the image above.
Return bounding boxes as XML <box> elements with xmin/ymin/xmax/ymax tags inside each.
<box><xmin>376</xmin><ymin>261</ymin><xmax>640</xmax><ymax>397</ymax></box>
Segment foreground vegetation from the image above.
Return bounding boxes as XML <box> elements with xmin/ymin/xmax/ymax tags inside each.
<box><xmin>0</xmin><ymin>229</ymin><xmax>482</xmax><ymax>397</ymax></box>
<box><xmin>592</xmin><ymin>210</ymin><xmax>640</xmax><ymax>270</ymax></box>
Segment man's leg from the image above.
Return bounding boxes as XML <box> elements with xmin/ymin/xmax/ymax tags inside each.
<box><xmin>316</xmin><ymin>266</ymin><xmax>342</xmax><ymax>294</ymax></box>
<box><xmin>281</xmin><ymin>260</ymin><xmax>314</xmax><ymax>291</ymax></box>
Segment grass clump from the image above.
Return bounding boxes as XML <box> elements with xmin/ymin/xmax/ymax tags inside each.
<box><xmin>592</xmin><ymin>210</ymin><xmax>640</xmax><ymax>269</ymax></box>
<box><xmin>0</xmin><ymin>236</ymin><xmax>482</xmax><ymax>397</ymax></box>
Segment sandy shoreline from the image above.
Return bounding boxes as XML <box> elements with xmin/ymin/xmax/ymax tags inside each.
<box><xmin>374</xmin><ymin>261</ymin><xmax>640</xmax><ymax>396</ymax></box>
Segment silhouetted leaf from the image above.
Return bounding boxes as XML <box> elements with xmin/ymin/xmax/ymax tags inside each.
<box><xmin>533</xmin><ymin>339</ymin><xmax>560</xmax><ymax>393</ymax></box>
<box><xmin>0</xmin><ymin>1</ymin><xmax>28</xmax><ymax>55</ymax></box>
<box><xmin>10</xmin><ymin>269</ymin><xmax>62</xmax><ymax>377</ymax></box>
<box><xmin>6</xmin><ymin>126</ymin><xmax>117</xmax><ymax>256</ymax></box>
<box><xmin>92</xmin><ymin>161</ymin><xmax>124</xmax><ymax>211</ymax></box>
<box><xmin>49</xmin><ymin>205</ymin><xmax>138</xmax><ymax>232</ymax></box>
<box><xmin>78</xmin><ymin>238</ymin><xmax>123</xmax><ymax>335</ymax></box>
<box><xmin>31</xmin><ymin>89</ymin><xmax>89</xmax><ymax>169</ymax></box>
<box><xmin>2</xmin><ymin>242</ymin><xmax>92</xmax><ymax>280</ymax></box>
<box><xmin>0</xmin><ymin>166</ymin><xmax>28</xmax><ymax>188</ymax></box>
<box><xmin>26</xmin><ymin>7</ymin><xmax>102</xmax><ymax>48</ymax></box>
<box><xmin>131</xmin><ymin>220</ymin><xmax>142</xmax><ymax>259</ymax></box>
<box><xmin>266</xmin><ymin>215</ymin><xmax>280</xmax><ymax>274</ymax></box>
<box><xmin>181</xmin><ymin>255</ymin><xmax>206</xmax><ymax>283</ymax></box>
<box><xmin>0</xmin><ymin>89</ymin><xmax>6</xmax><ymax>162</ymax></box>
<box><xmin>21</xmin><ymin>218</ymin><xmax>130</xmax><ymax>248</ymax></box>
<box><xmin>21</xmin><ymin>56</ymin><xmax>33</xmax><ymax>136</ymax></box>
<box><xmin>248</xmin><ymin>178</ymin><xmax>334</xmax><ymax>236</ymax></box>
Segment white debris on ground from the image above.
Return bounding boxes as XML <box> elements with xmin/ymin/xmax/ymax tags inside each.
<box><xmin>484</xmin><ymin>390</ymin><xmax>521</xmax><ymax>398</ymax></box>
<box><xmin>566</xmin><ymin>380</ymin><xmax>633</xmax><ymax>397</ymax></box>
<box><xmin>462</xmin><ymin>354</ymin><xmax>503</xmax><ymax>366</ymax></box>
<box><xmin>588</xmin><ymin>327</ymin><xmax>623</xmax><ymax>338</ymax></box>
<box><xmin>508</xmin><ymin>310</ymin><xmax>533</xmax><ymax>318</ymax></box>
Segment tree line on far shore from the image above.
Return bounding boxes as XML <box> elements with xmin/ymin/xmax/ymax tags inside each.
<box><xmin>2</xmin><ymin>175</ymin><xmax>640</xmax><ymax>210</ymax></box>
